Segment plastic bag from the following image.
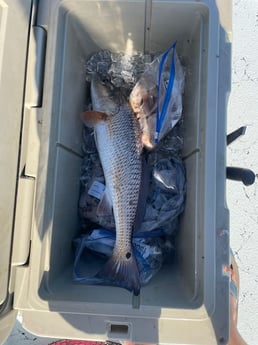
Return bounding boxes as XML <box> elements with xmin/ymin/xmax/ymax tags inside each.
<box><xmin>73</xmin><ymin>229</ymin><xmax>174</xmax><ymax>286</ymax></box>
<box><xmin>139</xmin><ymin>158</ymin><xmax>186</xmax><ymax>235</ymax></box>
<box><xmin>79</xmin><ymin>147</ymin><xmax>186</xmax><ymax>235</ymax></box>
<box><xmin>77</xmin><ymin>154</ymin><xmax>185</xmax><ymax>285</ymax></box>
<box><xmin>129</xmin><ymin>42</ymin><xmax>184</xmax><ymax>149</ymax></box>
<box><xmin>79</xmin><ymin>126</ymin><xmax>115</xmax><ymax>230</ymax></box>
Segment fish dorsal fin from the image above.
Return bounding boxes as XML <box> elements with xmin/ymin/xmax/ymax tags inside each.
<box><xmin>97</xmin><ymin>188</ymin><xmax>113</xmax><ymax>216</ymax></box>
<box><xmin>81</xmin><ymin>110</ymin><xmax>108</xmax><ymax>128</ymax></box>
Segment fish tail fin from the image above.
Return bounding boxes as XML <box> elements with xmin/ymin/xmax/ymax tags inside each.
<box><xmin>97</xmin><ymin>249</ymin><xmax>140</xmax><ymax>295</ymax></box>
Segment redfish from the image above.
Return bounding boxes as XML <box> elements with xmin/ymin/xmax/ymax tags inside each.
<box><xmin>81</xmin><ymin>74</ymin><xmax>143</xmax><ymax>295</ymax></box>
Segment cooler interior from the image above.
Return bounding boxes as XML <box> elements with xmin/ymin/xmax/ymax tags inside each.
<box><xmin>36</xmin><ymin>1</ymin><xmax>210</xmax><ymax>311</ymax></box>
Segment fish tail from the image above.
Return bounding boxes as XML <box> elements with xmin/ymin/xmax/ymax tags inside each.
<box><xmin>96</xmin><ymin>249</ymin><xmax>141</xmax><ymax>295</ymax></box>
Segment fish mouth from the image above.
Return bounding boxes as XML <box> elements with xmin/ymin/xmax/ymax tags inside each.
<box><xmin>91</xmin><ymin>73</ymin><xmax>129</xmax><ymax>115</ymax></box>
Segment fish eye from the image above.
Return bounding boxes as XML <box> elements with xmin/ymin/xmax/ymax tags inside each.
<box><xmin>125</xmin><ymin>252</ymin><xmax>131</xmax><ymax>259</ymax></box>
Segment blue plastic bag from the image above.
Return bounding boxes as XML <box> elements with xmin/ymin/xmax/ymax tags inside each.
<box><xmin>73</xmin><ymin>229</ymin><xmax>173</xmax><ymax>286</ymax></box>
<box><xmin>130</xmin><ymin>43</ymin><xmax>184</xmax><ymax>149</ymax></box>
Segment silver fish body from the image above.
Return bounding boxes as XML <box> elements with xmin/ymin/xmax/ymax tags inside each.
<box><xmin>82</xmin><ymin>74</ymin><xmax>143</xmax><ymax>294</ymax></box>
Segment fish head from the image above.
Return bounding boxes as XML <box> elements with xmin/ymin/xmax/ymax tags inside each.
<box><xmin>91</xmin><ymin>73</ymin><xmax>125</xmax><ymax>116</ymax></box>
<box><xmin>81</xmin><ymin>73</ymin><xmax>129</xmax><ymax>128</ymax></box>
<box><xmin>129</xmin><ymin>79</ymin><xmax>158</xmax><ymax>149</ymax></box>
<box><xmin>129</xmin><ymin>78</ymin><xmax>157</xmax><ymax>118</ymax></box>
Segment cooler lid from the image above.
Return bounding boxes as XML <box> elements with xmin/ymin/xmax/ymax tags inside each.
<box><xmin>0</xmin><ymin>0</ymin><xmax>33</xmax><ymax>339</ymax></box>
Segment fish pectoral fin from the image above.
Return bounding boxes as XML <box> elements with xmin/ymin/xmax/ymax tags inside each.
<box><xmin>81</xmin><ymin>110</ymin><xmax>108</xmax><ymax>128</ymax></box>
<box><xmin>97</xmin><ymin>189</ymin><xmax>113</xmax><ymax>216</ymax></box>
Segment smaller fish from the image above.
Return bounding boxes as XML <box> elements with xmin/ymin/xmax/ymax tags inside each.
<box><xmin>130</xmin><ymin>45</ymin><xmax>184</xmax><ymax>149</ymax></box>
<box><xmin>129</xmin><ymin>77</ymin><xmax>158</xmax><ymax>149</ymax></box>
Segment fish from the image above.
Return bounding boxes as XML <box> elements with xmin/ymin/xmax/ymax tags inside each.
<box><xmin>129</xmin><ymin>77</ymin><xmax>158</xmax><ymax>149</ymax></box>
<box><xmin>129</xmin><ymin>45</ymin><xmax>184</xmax><ymax>149</ymax></box>
<box><xmin>81</xmin><ymin>73</ymin><xmax>143</xmax><ymax>295</ymax></box>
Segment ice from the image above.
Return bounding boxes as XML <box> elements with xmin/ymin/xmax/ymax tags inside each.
<box><xmin>77</xmin><ymin>49</ymin><xmax>186</xmax><ymax>287</ymax></box>
<box><xmin>85</xmin><ymin>50</ymin><xmax>112</xmax><ymax>81</ymax></box>
<box><xmin>85</xmin><ymin>50</ymin><xmax>147</xmax><ymax>91</ymax></box>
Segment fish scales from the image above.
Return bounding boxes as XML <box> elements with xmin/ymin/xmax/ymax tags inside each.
<box><xmin>81</xmin><ymin>74</ymin><xmax>143</xmax><ymax>294</ymax></box>
<box><xmin>96</xmin><ymin>103</ymin><xmax>142</xmax><ymax>251</ymax></box>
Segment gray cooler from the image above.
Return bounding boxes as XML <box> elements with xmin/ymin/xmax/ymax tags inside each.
<box><xmin>0</xmin><ymin>0</ymin><xmax>232</xmax><ymax>344</ymax></box>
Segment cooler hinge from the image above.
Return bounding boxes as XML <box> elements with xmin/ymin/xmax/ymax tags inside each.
<box><xmin>12</xmin><ymin>10</ymin><xmax>47</xmax><ymax>265</ymax></box>
<box><xmin>22</xmin><ymin>21</ymin><xmax>47</xmax><ymax>178</ymax></box>
<box><xmin>25</xmin><ymin>25</ymin><xmax>47</xmax><ymax>108</ymax></box>
<box><xmin>12</xmin><ymin>176</ymin><xmax>34</xmax><ymax>266</ymax></box>
<box><xmin>12</xmin><ymin>109</ymin><xmax>40</xmax><ymax>266</ymax></box>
